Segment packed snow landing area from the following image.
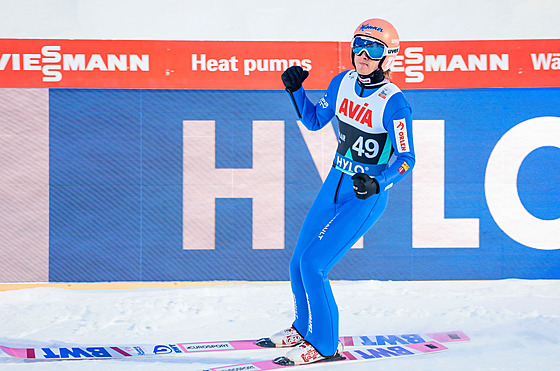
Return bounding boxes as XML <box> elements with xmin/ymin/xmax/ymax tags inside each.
<box><xmin>0</xmin><ymin>279</ymin><xmax>559</xmax><ymax>370</ymax></box>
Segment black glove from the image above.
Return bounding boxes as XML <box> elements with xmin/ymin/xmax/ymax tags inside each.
<box><xmin>281</xmin><ymin>66</ymin><xmax>309</xmax><ymax>92</ymax></box>
<box><xmin>351</xmin><ymin>173</ymin><xmax>379</xmax><ymax>200</ymax></box>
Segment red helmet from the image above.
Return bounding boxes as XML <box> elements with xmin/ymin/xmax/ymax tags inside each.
<box><xmin>352</xmin><ymin>18</ymin><xmax>400</xmax><ymax>71</ymax></box>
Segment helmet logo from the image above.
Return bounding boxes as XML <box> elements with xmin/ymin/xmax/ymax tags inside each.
<box><xmin>359</xmin><ymin>24</ymin><xmax>384</xmax><ymax>33</ymax></box>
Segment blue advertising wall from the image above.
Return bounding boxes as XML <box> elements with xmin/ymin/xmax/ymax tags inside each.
<box><xmin>48</xmin><ymin>87</ymin><xmax>560</xmax><ymax>282</ymax></box>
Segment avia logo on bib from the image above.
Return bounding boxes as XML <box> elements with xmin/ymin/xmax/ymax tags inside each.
<box><xmin>338</xmin><ymin>98</ymin><xmax>373</xmax><ymax>127</ymax></box>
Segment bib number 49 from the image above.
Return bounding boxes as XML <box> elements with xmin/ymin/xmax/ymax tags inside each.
<box><xmin>352</xmin><ymin>136</ymin><xmax>379</xmax><ymax>159</ymax></box>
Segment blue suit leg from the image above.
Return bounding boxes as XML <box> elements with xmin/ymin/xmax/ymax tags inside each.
<box><xmin>298</xmin><ymin>174</ymin><xmax>389</xmax><ymax>356</ymax></box>
<box><xmin>289</xmin><ymin>170</ymin><xmax>340</xmax><ymax>336</ymax></box>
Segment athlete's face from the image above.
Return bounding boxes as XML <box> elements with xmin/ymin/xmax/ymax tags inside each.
<box><xmin>355</xmin><ymin>50</ymin><xmax>380</xmax><ymax>75</ymax></box>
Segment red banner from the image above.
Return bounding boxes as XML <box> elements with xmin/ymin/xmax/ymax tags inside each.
<box><xmin>0</xmin><ymin>39</ymin><xmax>558</xmax><ymax>89</ymax></box>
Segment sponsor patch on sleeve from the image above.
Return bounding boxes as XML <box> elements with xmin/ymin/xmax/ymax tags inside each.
<box><xmin>393</xmin><ymin>119</ymin><xmax>410</xmax><ymax>153</ymax></box>
<box><xmin>398</xmin><ymin>161</ymin><xmax>410</xmax><ymax>175</ymax></box>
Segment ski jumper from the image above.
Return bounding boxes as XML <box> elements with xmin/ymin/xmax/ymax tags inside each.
<box><xmin>287</xmin><ymin>70</ymin><xmax>415</xmax><ymax>356</ymax></box>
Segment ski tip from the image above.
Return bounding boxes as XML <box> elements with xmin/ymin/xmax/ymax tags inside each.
<box><xmin>0</xmin><ymin>346</ymin><xmax>34</xmax><ymax>359</ymax></box>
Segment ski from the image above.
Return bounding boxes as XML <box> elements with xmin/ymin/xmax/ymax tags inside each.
<box><xmin>0</xmin><ymin>330</ymin><xmax>468</xmax><ymax>360</ymax></box>
<box><xmin>203</xmin><ymin>341</ymin><xmax>449</xmax><ymax>371</ymax></box>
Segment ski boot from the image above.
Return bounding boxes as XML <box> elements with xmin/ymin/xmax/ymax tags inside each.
<box><xmin>256</xmin><ymin>326</ymin><xmax>304</xmax><ymax>348</ymax></box>
<box><xmin>273</xmin><ymin>340</ymin><xmax>345</xmax><ymax>366</ymax></box>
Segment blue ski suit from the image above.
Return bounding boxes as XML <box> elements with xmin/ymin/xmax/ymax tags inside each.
<box><xmin>287</xmin><ymin>70</ymin><xmax>415</xmax><ymax>356</ymax></box>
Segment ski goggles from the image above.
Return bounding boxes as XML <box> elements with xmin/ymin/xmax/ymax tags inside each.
<box><xmin>351</xmin><ymin>36</ymin><xmax>388</xmax><ymax>60</ymax></box>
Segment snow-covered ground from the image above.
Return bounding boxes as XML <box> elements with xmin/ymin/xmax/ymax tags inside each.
<box><xmin>1</xmin><ymin>280</ymin><xmax>559</xmax><ymax>370</ymax></box>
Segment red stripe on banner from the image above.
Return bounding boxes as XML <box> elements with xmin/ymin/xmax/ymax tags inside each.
<box><xmin>0</xmin><ymin>39</ymin><xmax>558</xmax><ymax>89</ymax></box>
<box><xmin>342</xmin><ymin>350</ymin><xmax>357</xmax><ymax>360</ymax></box>
<box><xmin>110</xmin><ymin>347</ymin><xmax>132</xmax><ymax>356</ymax></box>
<box><xmin>27</xmin><ymin>348</ymin><xmax>35</xmax><ymax>358</ymax></box>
